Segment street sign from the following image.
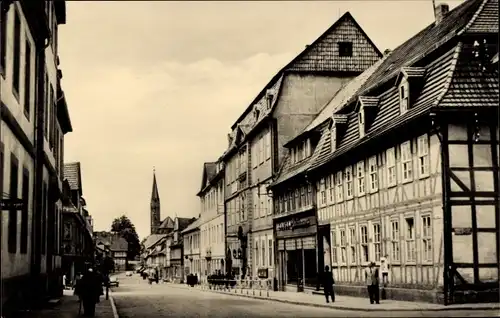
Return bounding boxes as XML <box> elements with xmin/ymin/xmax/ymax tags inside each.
<box><xmin>0</xmin><ymin>199</ymin><xmax>24</xmax><ymax>210</ymax></box>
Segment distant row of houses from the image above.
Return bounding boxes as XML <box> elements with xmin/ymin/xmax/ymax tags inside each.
<box><xmin>142</xmin><ymin>0</ymin><xmax>498</xmax><ymax>305</ymax></box>
<box><xmin>94</xmin><ymin>231</ymin><xmax>129</xmax><ymax>271</ymax></box>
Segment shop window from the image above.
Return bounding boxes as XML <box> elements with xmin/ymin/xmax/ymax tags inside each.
<box><xmin>422</xmin><ymin>215</ymin><xmax>432</xmax><ymax>262</ymax></box>
<box><xmin>261</xmin><ymin>240</ymin><xmax>266</xmax><ymax>267</ymax></box>
<box><xmin>391</xmin><ymin>220</ymin><xmax>400</xmax><ymax>262</ymax></box>
<box><xmin>373</xmin><ymin>223</ymin><xmax>381</xmax><ymax>262</ymax></box>
<box><xmin>360</xmin><ymin>225</ymin><xmax>368</xmax><ymax>263</ymax></box>
<box><xmin>405</xmin><ymin>217</ymin><xmax>415</xmax><ymax>262</ymax></box>
<box><xmin>386</xmin><ymin>147</ymin><xmax>396</xmax><ymax>187</ymax></box>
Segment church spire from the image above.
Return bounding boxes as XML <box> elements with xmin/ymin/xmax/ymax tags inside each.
<box><xmin>150</xmin><ymin>167</ymin><xmax>161</xmax><ymax>235</ymax></box>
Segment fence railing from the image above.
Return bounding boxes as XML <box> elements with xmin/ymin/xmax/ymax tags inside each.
<box><xmin>200</xmin><ymin>278</ymin><xmax>272</xmax><ymax>298</ymax></box>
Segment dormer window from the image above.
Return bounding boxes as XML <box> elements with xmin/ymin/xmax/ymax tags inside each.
<box><xmin>399</xmin><ymin>82</ymin><xmax>409</xmax><ymax>114</ymax></box>
<box><xmin>266</xmin><ymin>89</ymin><xmax>274</xmax><ymax>109</ymax></box>
<box><xmin>254</xmin><ymin>107</ymin><xmax>260</xmax><ymax>120</ymax></box>
<box><xmin>330</xmin><ymin>125</ymin><xmax>337</xmax><ymax>152</ymax></box>
<box><xmin>358</xmin><ymin>111</ymin><xmax>365</xmax><ymax>138</ymax></box>
<box><xmin>338</xmin><ymin>42</ymin><xmax>353</xmax><ymax>57</ymax></box>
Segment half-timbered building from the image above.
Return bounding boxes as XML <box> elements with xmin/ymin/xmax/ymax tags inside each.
<box><xmin>274</xmin><ymin>0</ymin><xmax>498</xmax><ymax>304</ymax></box>
<box><xmin>222</xmin><ymin>11</ymin><xmax>382</xmax><ymax>282</ymax></box>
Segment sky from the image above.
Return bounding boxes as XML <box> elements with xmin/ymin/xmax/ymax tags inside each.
<box><xmin>59</xmin><ymin>0</ymin><xmax>464</xmax><ymax>240</ymax></box>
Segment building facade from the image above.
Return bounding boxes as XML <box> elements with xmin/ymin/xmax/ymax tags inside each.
<box><xmin>168</xmin><ymin>217</ymin><xmax>194</xmax><ymax>282</ymax></box>
<box><xmin>197</xmin><ymin>162</ymin><xmax>225</xmax><ymax>282</ymax></box>
<box><xmin>1</xmin><ymin>1</ymin><xmax>71</xmax><ymax>311</ymax></box>
<box><xmin>221</xmin><ymin>11</ymin><xmax>382</xmax><ymax>282</ymax></box>
<box><xmin>271</xmin><ymin>0</ymin><xmax>499</xmax><ymax>304</ymax></box>
<box><xmin>182</xmin><ymin>218</ymin><xmax>201</xmax><ymax>280</ymax></box>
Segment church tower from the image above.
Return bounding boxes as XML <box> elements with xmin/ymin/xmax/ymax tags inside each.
<box><xmin>150</xmin><ymin>168</ymin><xmax>161</xmax><ymax>235</ymax></box>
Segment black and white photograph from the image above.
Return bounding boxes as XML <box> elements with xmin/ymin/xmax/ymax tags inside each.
<box><xmin>0</xmin><ymin>0</ymin><xmax>498</xmax><ymax>317</ymax></box>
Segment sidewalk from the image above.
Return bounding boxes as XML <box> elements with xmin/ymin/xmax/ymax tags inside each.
<box><xmin>167</xmin><ymin>283</ymin><xmax>500</xmax><ymax>312</ymax></box>
<box><xmin>13</xmin><ymin>289</ymin><xmax>118</xmax><ymax>318</ymax></box>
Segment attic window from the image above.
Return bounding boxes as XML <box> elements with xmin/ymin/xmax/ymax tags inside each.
<box><xmin>330</xmin><ymin>125</ymin><xmax>337</xmax><ymax>152</ymax></box>
<box><xmin>358</xmin><ymin>111</ymin><xmax>365</xmax><ymax>138</ymax></box>
<box><xmin>254</xmin><ymin>107</ymin><xmax>260</xmax><ymax>119</ymax></box>
<box><xmin>399</xmin><ymin>82</ymin><xmax>409</xmax><ymax>114</ymax></box>
<box><xmin>338</xmin><ymin>42</ymin><xmax>353</xmax><ymax>57</ymax></box>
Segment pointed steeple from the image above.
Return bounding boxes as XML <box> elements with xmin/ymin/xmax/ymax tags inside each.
<box><xmin>150</xmin><ymin>167</ymin><xmax>161</xmax><ymax>235</ymax></box>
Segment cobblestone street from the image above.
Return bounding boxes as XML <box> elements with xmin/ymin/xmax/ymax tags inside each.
<box><xmin>111</xmin><ymin>275</ymin><xmax>500</xmax><ymax>317</ymax></box>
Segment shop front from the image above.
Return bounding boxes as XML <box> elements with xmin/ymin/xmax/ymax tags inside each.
<box><xmin>274</xmin><ymin>210</ymin><xmax>318</xmax><ymax>292</ymax></box>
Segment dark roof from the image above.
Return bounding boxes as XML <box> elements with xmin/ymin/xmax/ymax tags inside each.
<box><xmin>308</xmin><ymin>0</ymin><xmax>498</xmax><ymax>172</ymax></box>
<box><xmin>110</xmin><ymin>237</ymin><xmax>128</xmax><ymax>252</ymax></box>
<box><xmin>198</xmin><ymin>162</ymin><xmax>218</xmax><ymax>195</ymax></box>
<box><xmin>159</xmin><ymin>216</ymin><xmax>174</xmax><ymax>229</ymax></box>
<box><xmin>181</xmin><ymin>217</ymin><xmax>201</xmax><ymax>234</ymax></box>
<box><xmin>143</xmin><ymin>234</ymin><xmax>167</xmax><ymax>249</ymax></box>
<box><xmin>176</xmin><ymin>217</ymin><xmax>195</xmax><ymax>232</ymax></box>
<box><xmin>230</xmin><ymin>11</ymin><xmax>382</xmax><ymax>130</ymax></box>
<box><xmin>151</xmin><ymin>171</ymin><xmax>160</xmax><ymax>202</ymax></box>
<box><xmin>63</xmin><ymin>162</ymin><xmax>82</xmax><ymax>192</ymax></box>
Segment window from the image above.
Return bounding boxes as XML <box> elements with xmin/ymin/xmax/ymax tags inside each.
<box><xmin>265</xmin><ymin>132</ymin><xmax>271</xmax><ymax>160</ymax></box>
<box><xmin>0</xmin><ymin>1</ymin><xmax>8</xmax><ymax>74</ymax></box>
<box><xmin>405</xmin><ymin>217</ymin><xmax>415</xmax><ymax>262</ymax></box>
<box><xmin>358</xmin><ymin>111</ymin><xmax>365</xmax><ymax>138</ymax></box>
<box><xmin>331</xmin><ymin>125</ymin><xmax>337</xmax><ymax>152</ymax></box>
<box><xmin>400</xmin><ymin>82</ymin><xmax>409</xmax><ymax>113</ymax></box>
<box><xmin>44</xmin><ymin>71</ymin><xmax>49</xmax><ymax>138</ymax></box>
<box><xmin>331</xmin><ymin>231</ymin><xmax>337</xmax><ymax>263</ymax></box>
<box><xmin>360</xmin><ymin>225</ymin><xmax>368</xmax><ymax>263</ymax></box>
<box><xmin>386</xmin><ymin>148</ymin><xmax>396</xmax><ymax>187</ymax></box>
<box><xmin>320</xmin><ymin>178</ymin><xmax>326</xmax><ymax>205</ymax></box>
<box><xmin>368</xmin><ymin>156</ymin><xmax>378</xmax><ymax>192</ymax></box>
<box><xmin>338</xmin><ymin>41</ymin><xmax>353</xmax><ymax>57</ymax></box>
<box><xmin>401</xmin><ymin>141</ymin><xmax>413</xmax><ymax>182</ymax></box>
<box><xmin>417</xmin><ymin>135</ymin><xmax>429</xmax><ymax>178</ymax></box>
<box><xmin>349</xmin><ymin>227</ymin><xmax>357</xmax><ymax>263</ymax></box>
<box><xmin>8</xmin><ymin>154</ymin><xmax>19</xmax><ymax>253</ymax></box>
<box><xmin>294</xmin><ymin>189</ymin><xmax>300</xmax><ymax>210</ymax></box>
<box><xmin>20</xmin><ymin>167</ymin><xmax>29</xmax><ymax>254</ymax></box>
<box><xmin>356</xmin><ymin>161</ymin><xmax>365</xmax><ymax>196</ymax></box>
<box><xmin>24</xmin><ymin>39</ymin><xmax>32</xmax><ymax>118</ymax></box>
<box><xmin>328</xmin><ymin>175</ymin><xmax>334</xmax><ymax>203</ymax></box>
<box><xmin>12</xmin><ymin>9</ymin><xmax>21</xmax><ymax>95</ymax></box>
<box><xmin>259</xmin><ymin>136</ymin><xmax>264</xmax><ymax>164</ymax></box>
<box><xmin>345</xmin><ymin>166</ymin><xmax>353</xmax><ymax>199</ymax></box>
<box><xmin>300</xmin><ymin>187</ymin><xmax>306</xmax><ymax>207</ymax></box>
<box><xmin>373</xmin><ymin>223</ymin><xmax>381</xmax><ymax>262</ymax></box>
<box><xmin>268</xmin><ymin>239</ymin><xmax>273</xmax><ymax>266</ymax></box>
<box><xmin>340</xmin><ymin>229</ymin><xmax>347</xmax><ymax>263</ymax></box>
<box><xmin>255</xmin><ymin>239</ymin><xmax>259</xmax><ymax>267</ymax></box>
<box><xmin>391</xmin><ymin>220</ymin><xmax>400</xmax><ymax>262</ymax></box>
<box><xmin>336</xmin><ymin>171</ymin><xmax>343</xmax><ymax>202</ymax></box>
<box><xmin>261</xmin><ymin>240</ymin><xmax>265</xmax><ymax>267</ymax></box>
<box><xmin>422</xmin><ymin>215</ymin><xmax>432</xmax><ymax>262</ymax></box>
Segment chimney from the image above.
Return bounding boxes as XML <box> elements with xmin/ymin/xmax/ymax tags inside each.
<box><xmin>227</xmin><ymin>133</ymin><xmax>232</xmax><ymax>146</ymax></box>
<box><xmin>384</xmin><ymin>49</ymin><xmax>392</xmax><ymax>55</ymax></box>
<box><xmin>435</xmin><ymin>3</ymin><xmax>449</xmax><ymax>25</ymax></box>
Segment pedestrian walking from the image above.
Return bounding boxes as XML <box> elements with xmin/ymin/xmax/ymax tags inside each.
<box><xmin>74</xmin><ymin>268</ymin><xmax>103</xmax><ymax>317</ymax></box>
<box><xmin>322</xmin><ymin>265</ymin><xmax>335</xmax><ymax>303</ymax></box>
<box><xmin>364</xmin><ymin>261</ymin><xmax>380</xmax><ymax>304</ymax></box>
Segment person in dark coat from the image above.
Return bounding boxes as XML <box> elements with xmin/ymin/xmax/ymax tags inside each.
<box><xmin>75</xmin><ymin>268</ymin><xmax>103</xmax><ymax>317</ymax></box>
<box><xmin>322</xmin><ymin>265</ymin><xmax>335</xmax><ymax>303</ymax></box>
<box><xmin>364</xmin><ymin>261</ymin><xmax>380</xmax><ymax>304</ymax></box>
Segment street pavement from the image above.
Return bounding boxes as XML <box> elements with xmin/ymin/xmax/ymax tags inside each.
<box><xmin>111</xmin><ymin>274</ymin><xmax>500</xmax><ymax>317</ymax></box>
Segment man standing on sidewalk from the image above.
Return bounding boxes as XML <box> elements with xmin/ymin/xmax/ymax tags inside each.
<box><xmin>322</xmin><ymin>266</ymin><xmax>335</xmax><ymax>303</ymax></box>
<box><xmin>364</xmin><ymin>262</ymin><xmax>380</xmax><ymax>304</ymax></box>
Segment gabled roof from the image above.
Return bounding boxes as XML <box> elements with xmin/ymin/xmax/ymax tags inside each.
<box><xmin>181</xmin><ymin>217</ymin><xmax>201</xmax><ymax>234</ymax></box>
<box><xmin>63</xmin><ymin>162</ymin><xmax>82</xmax><ymax>192</ymax></box>
<box><xmin>143</xmin><ymin>234</ymin><xmax>167</xmax><ymax>249</ymax></box>
<box><xmin>308</xmin><ymin>0</ymin><xmax>498</xmax><ymax>172</ymax></box>
<box><xmin>175</xmin><ymin>217</ymin><xmax>195</xmax><ymax>232</ymax></box>
<box><xmin>110</xmin><ymin>237</ymin><xmax>128</xmax><ymax>252</ymax></box>
<box><xmin>159</xmin><ymin>216</ymin><xmax>174</xmax><ymax>229</ymax></box>
<box><xmin>198</xmin><ymin>162</ymin><xmax>217</xmax><ymax>195</ymax></box>
<box><xmin>230</xmin><ymin>11</ymin><xmax>382</xmax><ymax>130</ymax></box>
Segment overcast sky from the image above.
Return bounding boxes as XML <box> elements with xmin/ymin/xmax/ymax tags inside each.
<box><xmin>59</xmin><ymin>0</ymin><xmax>463</xmax><ymax>240</ymax></box>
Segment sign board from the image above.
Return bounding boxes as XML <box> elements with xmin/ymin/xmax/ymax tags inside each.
<box><xmin>0</xmin><ymin>199</ymin><xmax>24</xmax><ymax>210</ymax></box>
<box><xmin>277</xmin><ymin>217</ymin><xmax>311</xmax><ymax>232</ymax></box>
<box><xmin>257</xmin><ymin>268</ymin><xmax>268</xmax><ymax>279</ymax></box>
<box><xmin>454</xmin><ymin>227</ymin><xmax>473</xmax><ymax>236</ymax></box>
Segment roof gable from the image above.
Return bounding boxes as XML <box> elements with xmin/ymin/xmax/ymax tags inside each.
<box><xmin>159</xmin><ymin>216</ymin><xmax>174</xmax><ymax>229</ymax></box>
<box><xmin>230</xmin><ymin>11</ymin><xmax>382</xmax><ymax>130</ymax></box>
<box><xmin>199</xmin><ymin>162</ymin><xmax>217</xmax><ymax>193</ymax></box>
<box><xmin>63</xmin><ymin>162</ymin><xmax>82</xmax><ymax>192</ymax></box>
